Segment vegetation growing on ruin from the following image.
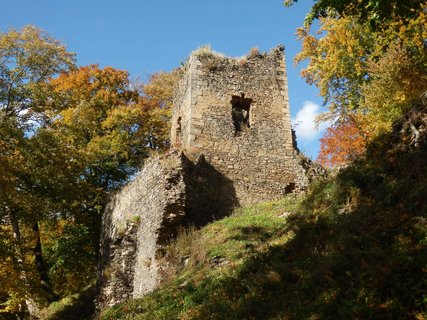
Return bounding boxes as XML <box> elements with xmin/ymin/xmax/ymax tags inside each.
<box><xmin>98</xmin><ymin>1</ymin><xmax>427</xmax><ymax>316</ymax></box>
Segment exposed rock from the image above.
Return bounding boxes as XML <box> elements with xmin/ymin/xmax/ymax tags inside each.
<box><xmin>391</xmin><ymin>90</ymin><xmax>427</xmax><ymax>151</ymax></box>
<box><xmin>278</xmin><ymin>212</ymin><xmax>293</xmax><ymax>219</ymax></box>
<box><xmin>209</xmin><ymin>256</ymin><xmax>229</xmax><ymax>267</ymax></box>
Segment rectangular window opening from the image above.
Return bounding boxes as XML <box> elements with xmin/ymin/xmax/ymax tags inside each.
<box><xmin>231</xmin><ymin>93</ymin><xmax>252</xmax><ymax>136</ymax></box>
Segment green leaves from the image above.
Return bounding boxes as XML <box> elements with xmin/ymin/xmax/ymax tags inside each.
<box><xmin>0</xmin><ymin>26</ymin><xmax>178</xmax><ymax>314</ymax></box>
<box><xmin>0</xmin><ymin>25</ymin><xmax>75</xmax><ymax>122</ymax></box>
<box><xmin>293</xmin><ymin>3</ymin><xmax>426</xmax><ymax>164</ymax></box>
<box><xmin>285</xmin><ymin>0</ymin><xmax>426</xmax><ymax>27</ymax></box>
<box><xmin>44</xmin><ymin>222</ymin><xmax>96</xmax><ymax>296</ymax></box>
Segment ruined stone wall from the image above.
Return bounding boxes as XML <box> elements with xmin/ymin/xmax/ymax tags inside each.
<box><xmin>96</xmin><ymin>153</ymin><xmax>187</xmax><ymax>310</ymax></box>
<box><xmin>97</xmin><ymin>46</ymin><xmax>313</xmax><ymax>311</ymax></box>
<box><xmin>170</xmin><ymin>63</ymin><xmax>192</xmax><ymax>149</ymax></box>
<box><xmin>183</xmin><ymin>155</ymin><xmax>237</xmax><ymax>226</ymax></box>
<box><xmin>171</xmin><ymin>46</ymin><xmax>309</xmax><ymax>205</ymax></box>
<box><xmin>96</xmin><ymin>152</ymin><xmax>238</xmax><ymax>310</ymax></box>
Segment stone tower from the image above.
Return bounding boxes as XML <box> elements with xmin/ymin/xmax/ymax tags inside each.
<box><xmin>171</xmin><ymin>45</ymin><xmax>308</xmax><ymax>205</ymax></box>
<box><xmin>96</xmin><ymin>46</ymin><xmax>312</xmax><ymax>310</ymax></box>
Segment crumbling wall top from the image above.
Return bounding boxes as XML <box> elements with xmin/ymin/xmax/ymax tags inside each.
<box><xmin>171</xmin><ymin>45</ymin><xmax>291</xmax><ymax>151</ymax></box>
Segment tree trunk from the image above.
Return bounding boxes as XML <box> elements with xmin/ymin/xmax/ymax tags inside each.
<box><xmin>32</xmin><ymin>221</ymin><xmax>57</xmax><ymax>302</ymax></box>
<box><xmin>8</xmin><ymin>210</ymin><xmax>42</xmax><ymax>317</ymax></box>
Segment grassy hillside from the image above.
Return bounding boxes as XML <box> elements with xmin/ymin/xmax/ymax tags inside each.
<box><xmin>99</xmin><ymin>103</ymin><xmax>426</xmax><ymax>320</ymax></box>
<box><xmin>98</xmin><ymin>183</ymin><xmax>425</xmax><ymax>319</ymax></box>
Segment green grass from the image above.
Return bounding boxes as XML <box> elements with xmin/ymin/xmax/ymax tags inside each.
<box><xmin>100</xmin><ymin>196</ymin><xmax>303</xmax><ymax>320</ymax></box>
<box><xmin>39</xmin><ymin>285</ymin><xmax>96</xmax><ymax>320</ymax></box>
<box><xmin>101</xmin><ymin>189</ymin><xmax>426</xmax><ymax>319</ymax></box>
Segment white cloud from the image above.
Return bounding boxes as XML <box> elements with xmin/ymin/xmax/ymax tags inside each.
<box><xmin>292</xmin><ymin>101</ymin><xmax>329</xmax><ymax>142</ymax></box>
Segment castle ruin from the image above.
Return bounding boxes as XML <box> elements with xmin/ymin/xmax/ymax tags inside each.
<box><xmin>96</xmin><ymin>45</ymin><xmax>312</xmax><ymax>310</ymax></box>
<box><xmin>171</xmin><ymin>45</ymin><xmax>308</xmax><ymax>204</ymax></box>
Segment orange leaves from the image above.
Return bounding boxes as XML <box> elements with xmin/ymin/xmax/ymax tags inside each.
<box><xmin>295</xmin><ymin>6</ymin><xmax>426</xmax><ymax>165</ymax></box>
<box><xmin>51</xmin><ymin>65</ymin><xmax>137</xmax><ymax>110</ymax></box>
<box><xmin>317</xmin><ymin>120</ymin><xmax>367</xmax><ymax>167</ymax></box>
<box><xmin>42</xmin><ymin>65</ymin><xmax>178</xmax><ymax>184</ymax></box>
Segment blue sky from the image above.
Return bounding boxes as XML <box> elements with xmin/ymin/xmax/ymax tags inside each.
<box><xmin>1</xmin><ymin>0</ymin><xmax>327</xmax><ymax>159</ymax></box>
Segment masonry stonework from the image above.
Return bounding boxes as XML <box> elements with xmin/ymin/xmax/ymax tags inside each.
<box><xmin>96</xmin><ymin>46</ymin><xmax>315</xmax><ymax>311</ymax></box>
<box><xmin>96</xmin><ymin>154</ymin><xmax>186</xmax><ymax>309</ymax></box>
<box><xmin>171</xmin><ymin>45</ymin><xmax>308</xmax><ymax>205</ymax></box>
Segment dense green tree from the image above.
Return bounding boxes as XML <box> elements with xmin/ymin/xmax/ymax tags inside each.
<box><xmin>284</xmin><ymin>0</ymin><xmax>425</xmax><ymax>27</ymax></box>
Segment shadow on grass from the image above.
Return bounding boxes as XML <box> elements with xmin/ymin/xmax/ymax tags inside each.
<box><xmin>228</xmin><ymin>226</ymin><xmax>273</xmax><ymax>243</ymax></box>
<box><xmin>43</xmin><ymin>285</ymin><xmax>96</xmax><ymax>320</ymax></box>
<box><xmin>190</xmin><ymin>205</ymin><xmax>425</xmax><ymax>319</ymax></box>
<box><xmin>182</xmin><ymin>108</ymin><xmax>427</xmax><ymax>319</ymax></box>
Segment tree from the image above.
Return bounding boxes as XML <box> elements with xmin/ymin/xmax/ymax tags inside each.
<box><xmin>0</xmin><ymin>25</ymin><xmax>179</xmax><ymax>317</ymax></box>
<box><xmin>138</xmin><ymin>70</ymin><xmax>179</xmax><ymax>148</ymax></box>
<box><xmin>284</xmin><ymin>0</ymin><xmax>425</xmax><ymax>27</ymax></box>
<box><xmin>292</xmin><ymin>2</ymin><xmax>427</xmax><ymax>163</ymax></box>
<box><xmin>0</xmin><ymin>25</ymin><xmax>75</xmax><ymax>316</ymax></box>
<box><xmin>317</xmin><ymin>120</ymin><xmax>366</xmax><ymax>167</ymax></box>
<box><xmin>0</xmin><ymin>25</ymin><xmax>75</xmax><ymax>123</ymax></box>
<box><xmin>294</xmin><ymin>17</ymin><xmax>373</xmax><ymax>120</ymax></box>
<box><xmin>44</xmin><ymin>65</ymin><xmax>178</xmax><ymax>189</ymax></box>
<box><xmin>32</xmin><ymin>66</ymin><xmax>178</xmax><ymax>300</ymax></box>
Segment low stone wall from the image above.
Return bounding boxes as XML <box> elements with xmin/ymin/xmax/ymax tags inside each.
<box><xmin>96</xmin><ymin>152</ymin><xmax>239</xmax><ymax>310</ymax></box>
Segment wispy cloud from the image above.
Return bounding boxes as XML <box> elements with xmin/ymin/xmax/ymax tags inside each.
<box><xmin>292</xmin><ymin>101</ymin><xmax>329</xmax><ymax>142</ymax></box>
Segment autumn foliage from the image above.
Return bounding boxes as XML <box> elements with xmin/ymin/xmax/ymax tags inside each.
<box><xmin>0</xmin><ymin>26</ymin><xmax>179</xmax><ymax>317</ymax></box>
<box><xmin>294</xmin><ymin>1</ymin><xmax>427</xmax><ymax>165</ymax></box>
<box><xmin>317</xmin><ymin>120</ymin><xmax>366</xmax><ymax>167</ymax></box>
<box><xmin>2</xmin><ymin>1</ymin><xmax>427</xmax><ymax>315</ymax></box>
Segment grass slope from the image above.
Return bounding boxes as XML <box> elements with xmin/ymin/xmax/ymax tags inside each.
<box><xmin>100</xmin><ymin>177</ymin><xmax>426</xmax><ymax>319</ymax></box>
<box><xmin>100</xmin><ymin>104</ymin><xmax>427</xmax><ymax>320</ymax></box>
<box><xmin>38</xmin><ymin>285</ymin><xmax>96</xmax><ymax>320</ymax></box>
<box><xmin>100</xmin><ymin>197</ymin><xmax>302</xmax><ymax>320</ymax></box>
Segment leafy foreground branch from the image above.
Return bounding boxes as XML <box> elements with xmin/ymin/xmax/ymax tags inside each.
<box><xmin>99</xmin><ymin>100</ymin><xmax>426</xmax><ymax>319</ymax></box>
